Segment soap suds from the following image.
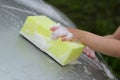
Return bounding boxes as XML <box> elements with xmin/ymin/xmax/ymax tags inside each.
<box><xmin>83</xmin><ymin>66</ymin><xmax>92</xmax><ymax>75</ymax></box>
<box><xmin>70</xmin><ymin>61</ymin><xmax>82</xmax><ymax>65</ymax></box>
<box><xmin>21</xmin><ymin>31</ymin><xmax>64</xmax><ymax>65</ymax></box>
<box><xmin>69</xmin><ymin>68</ymin><xmax>79</xmax><ymax>77</ymax></box>
<box><xmin>48</xmin><ymin>59</ymin><xmax>55</xmax><ymax>63</ymax></box>
<box><xmin>70</xmin><ymin>66</ymin><xmax>75</xmax><ymax>70</ymax></box>
<box><xmin>34</xmin><ymin>33</ymin><xmax>51</xmax><ymax>50</ymax></box>
<box><xmin>51</xmin><ymin>24</ymin><xmax>73</xmax><ymax>40</ymax></box>
<box><xmin>93</xmin><ymin>78</ymin><xmax>96</xmax><ymax>80</ymax></box>
<box><xmin>100</xmin><ymin>62</ymin><xmax>114</xmax><ymax>79</ymax></box>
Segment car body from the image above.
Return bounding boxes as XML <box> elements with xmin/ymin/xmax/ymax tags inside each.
<box><xmin>0</xmin><ymin>0</ymin><xmax>117</xmax><ymax>80</ymax></box>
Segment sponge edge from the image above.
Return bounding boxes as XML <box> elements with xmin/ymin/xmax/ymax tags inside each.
<box><xmin>20</xmin><ymin>16</ymin><xmax>85</xmax><ymax>66</ymax></box>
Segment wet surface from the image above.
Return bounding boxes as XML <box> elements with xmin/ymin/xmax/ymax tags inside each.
<box><xmin>0</xmin><ymin>0</ymin><xmax>116</xmax><ymax>80</ymax></box>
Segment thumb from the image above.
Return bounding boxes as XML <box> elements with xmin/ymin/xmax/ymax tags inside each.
<box><xmin>50</xmin><ymin>26</ymin><xmax>60</xmax><ymax>31</ymax></box>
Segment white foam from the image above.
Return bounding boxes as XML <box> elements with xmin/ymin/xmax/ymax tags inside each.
<box><xmin>93</xmin><ymin>78</ymin><xmax>96</xmax><ymax>80</ymax></box>
<box><xmin>69</xmin><ymin>68</ymin><xmax>79</xmax><ymax>77</ymax></box>
<box><xmin>100</xmin><ymin>62</ymin><xmax>114</xmax><ymax>79</ymax></box>
<box><xmin>51</xmin><ymin>25</ymin><xmax>73</xmax><ymax>40</ymax></box>
<box><xmin>83</xmin><ymin>66</ymin><xmax>92</xmax><ymax>75</ymax></box>
<box><xmin>34</xmin><ymin>33</ymin><xmax>50</xmax><ymax>50</ymax></box>
<box><xmin>48</xmin><ymin>59</ymin><xmax>55</xmax><ymax>63</ymax></box>
<box><xmin>20</xmin><ymin>31</ymin><xmax>66</xmax><ymax>65</ymax></box>
<box><xmin>70</xmin><ymin>61</ymin><xmax>82</xmax><ymax>65</ymax></box>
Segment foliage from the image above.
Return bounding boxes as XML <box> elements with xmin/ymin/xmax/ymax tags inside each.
<box><xmin>45</xmin><ymin>0</ymin><xmax>120</xmax><ymax>77</ymax></box>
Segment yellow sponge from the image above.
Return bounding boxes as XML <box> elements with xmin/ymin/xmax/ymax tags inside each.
<box><xmin>20</xmin><ymin>16</ymin><xmax>85</xmax><ymax>66</ymax></box>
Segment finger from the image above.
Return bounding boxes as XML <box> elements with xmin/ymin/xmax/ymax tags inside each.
<box><xmin>84</xmin><ymin>47</ymin><xmax>89</xmax><ymax>56</ymax></box>
<box><xmin>51</xmin><ymin>28</ymin><xmax>67</xmax><ymax>40</ymax></box>
<box><xmin>90</xmin><ymin>51</ymin><xmax>96</xmax><ymax>59</ymax></box>
<box><xmin>88</xmin><ymin>48</ymin><xmax>96</xmax><ymax>59</ymax></box>
<box><xmin>61</xmin><ymin>37</ymin><xmax>70</xmax><ymax>41</ymax></box>
<box><xmin>83</xmin><ymin>47</ymin><xmax>96</xmax><ymax>59</ymax></box>
<box><xmin>50</xmin><ymin>26</ymin><xmax>60</xmax><ymax>31</ymax></box>
<box><xmin>83</xmin><ymin>47</ymin><xmax>87</xmax><ymax>53</ymax></box>
<box><xmin>87</xmin><ymin>48</ymin><xmax>91</xmax><ymax>57</ymax></box>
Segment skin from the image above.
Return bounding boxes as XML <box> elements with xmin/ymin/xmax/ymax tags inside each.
<box><xmin>83</xmin><ymin>47</ymin><xmax>95</xmax><ymax>59</ymax></box>
<box><xmin>50</xmin><ymin>26</ymin><xmax>120</xmax><ymax>58</ymax></box>
<box><xmin>67</xmin><ymin>27</ymin><xmax>120</xmax><ymax>58</ymax></box>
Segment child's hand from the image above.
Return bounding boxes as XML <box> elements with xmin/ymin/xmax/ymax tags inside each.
<box><xmin>50</xmin><ymin>26</ymin><xmax>73</xmax><ymax>41</ymax></box>
<box><xmin>50</xmin><ymin>26</ymin><xmax>96</xmax><ymax>59</ymax></box>
<box><xmin>83</xmin><ymin>47</ymin><xmax>96</xmax><ymax>59</ymax></box>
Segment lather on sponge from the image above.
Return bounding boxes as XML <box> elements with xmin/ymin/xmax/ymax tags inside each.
<box><xmin>20</xmin><ymin>16</ymin><xmax>85</xmax><ymax>66</ymax></box>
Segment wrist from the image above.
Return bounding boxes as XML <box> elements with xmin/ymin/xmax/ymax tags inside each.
<box><xmin>76</xmin><ymin>30</ymin><xmax>90</xmax><ymax>44</ymax></box>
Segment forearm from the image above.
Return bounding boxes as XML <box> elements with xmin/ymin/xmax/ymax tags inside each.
<box><xmin>51</xmin><ymin>26</ymin><xmax>120</xmax><ymax>58</ymax></box>
<box><xmin>76</xmin><ymin>30</ymin><xmax>120</xmax><ymax>57</ymax></box>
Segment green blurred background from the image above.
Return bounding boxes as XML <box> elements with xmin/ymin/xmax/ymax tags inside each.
<box><xmin>45</xmin><ymin>0</ymin><xmax>120</xmax><ymax>78</ymax></box>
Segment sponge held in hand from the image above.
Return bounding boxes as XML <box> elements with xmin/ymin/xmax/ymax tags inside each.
<box><xmin>20</xmin><ymin>16</ymin><xmax>85</xmax><ymax>66</ymax></box>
